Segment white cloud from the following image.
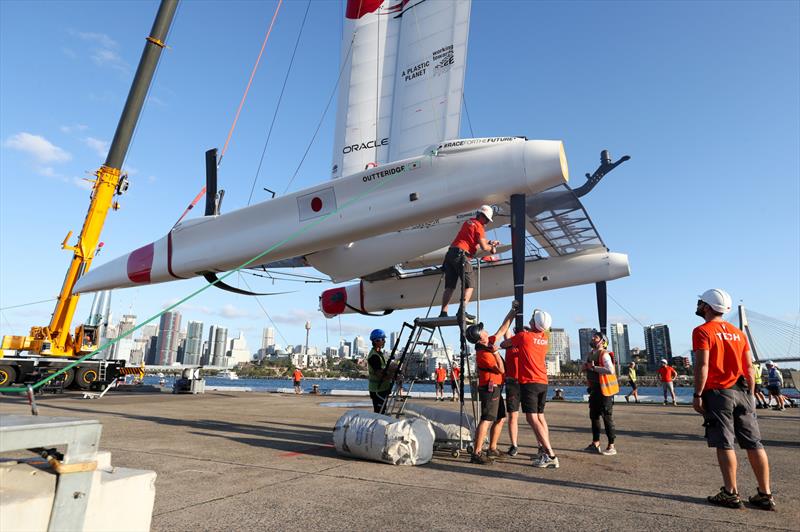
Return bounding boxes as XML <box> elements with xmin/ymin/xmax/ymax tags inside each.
<box><xmin>160</xmin><ymin>299</ymin><xmax>254</xmax><ymax>320</ymax></box>
<box><xmin>60</xmin><ymin>124</ymin><xmax>88</xmax><ymax>134</ymax></box>
<box><xmin>4</xmin><ymin>132</ymin><xmax>71</xmax><ymax>164</ymax></box>
<box><xmin>272</xmin><ymin>309</ymin><xmax>318</xmax><ymax>324</ymax></box>
<box><xmin>72</xmin><ymin>177</ymin><xmax>93</xmax><ymax>190</ymax></box>
<box><xmin>71</xmin><ymin>30</ymin><xmax>118</xmax><ymax>49</ymax></box>
<box><xmin>147</xmin><ymin>175</ymin><xmax>157</xmax><ymax>183</ymax></box>
<box><xmin>84</xmin><ymin>137</ymin><xmax>109</xmax><ymax>158</ymax></box>
<box><xmin>91</xmin><ymin>49</ymin><xmax>128</xmax><ymax>73</ymax></box>
<box><xmin>220</xmin><ymin>304</ymin><xmax>253</xmax><ymax>319</ymax></box>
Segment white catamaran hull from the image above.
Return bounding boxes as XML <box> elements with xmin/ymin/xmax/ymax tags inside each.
<box><xmin>320</xmin><ymin>250</ymin><xmax>630</xmax><ymax>316</ymax></box>
<box><xmin>74</xmin><ymin>138</ymin><xmax>568</xmax><ymax>294</ymax></box>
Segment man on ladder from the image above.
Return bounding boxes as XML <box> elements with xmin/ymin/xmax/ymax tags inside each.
<box><xmin>367</xmin><ymin>329</ymin><xmax>396</xmax><ymax>413</ymax></box>
<box><xmin>439</xmin><ymin>205</ymin><xmax>500</xmax><ymax>322</ymax></box>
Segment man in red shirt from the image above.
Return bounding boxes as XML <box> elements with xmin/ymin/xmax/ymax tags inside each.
<box><xmin>434</xmin><ymin>364</ymin><xmax>447</xmax><ymax>401</ymax></box>
<box><xmin>502</xmin><ymin>329</ymin><xmax>521</xmax><ymax>457</ymax></box>
<box><xmin>692</xmin><ymin>288</ymin><xmax>774</xmax><ymax>511</ymax></box>
<box><xmin>501</xmin><ymin>308</ymin><xmax>558</xmax><ymax>469</ymax></box>
<box><xmin>439</xmin><ymin>205</ymin><xmax>500</xmax><ymax>322</ymax></box>
<box><xmin>657</xmin><ymin>359</ymin><xmax>678</xmax><ymax>405</ymax></box>
<box><xmin>450</xmin><ymin>365</ymin><xmax>461</xmax><ymax>402</ymax></box>
<box><xmin>464</xmin><ymin>303</ymin><xmax>516</xmax><ymax>465</ymax></box>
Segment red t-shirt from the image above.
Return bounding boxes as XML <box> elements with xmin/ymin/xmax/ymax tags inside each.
<box><xmin>511</xmin><ymin>330</ymin><xmax>548</xmax><ymax>384</ymax></box>
<box><xmin>293</xmin><ymin>370</ymin><xmax>303</xmax><ymax>381</ymax></box>
<box><xmin>435</xmin><ymin>367</ymin><xmax>447</xmax><ymax>383</ymax></box>
<box><xmin>657</xmin><ymin>366</ymin><xmax>676</xmax><ymax>383</ymax></box>
<box><xmin>504</xmin><ymin>345</ymin><xmax>519</xmax><ymax>380</ymax></box>
<box><xmin>451</xmin><ymin>367</ymin><xmax>460</xmax><ymax>381</ymax></box>
<box><xmin>476</xmin><ymin>335</ymin><xmax>503</xmax><ymax>387</ymax></box>
<box><xmin>692</xmin><ymin>320</ymin><xmax>750</xmax><ymax>390</ymax></box>
<box><xmin>450</xmin><ymin>218</ymin><xmax>486</xmax><ymax>257</ymax></box>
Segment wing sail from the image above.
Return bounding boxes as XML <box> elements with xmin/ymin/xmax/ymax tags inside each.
<box><xmin>331</xmin><ymin>0</ymin><xmax>471</xmax><ymax>179</ymax></box>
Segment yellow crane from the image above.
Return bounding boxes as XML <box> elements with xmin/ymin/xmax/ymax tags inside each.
<box><xmin>0</xmin><ymin>0</ymin><xmax>179</xmax><ymax>389</ymax></box>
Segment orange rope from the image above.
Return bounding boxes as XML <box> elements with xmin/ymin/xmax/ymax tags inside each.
<box><xmin>219</xmin><ymin>0</ymin><xmax>284</xmax><ymax>163</ymax></box>
<box><xmin>173</xmin><ymin>0</ymin><xmax>283</xmax><ymax>226</ymax></box>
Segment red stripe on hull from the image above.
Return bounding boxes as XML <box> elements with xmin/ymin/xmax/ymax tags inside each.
<box><xmin>127</xmin><ymin>243</ymin><xmax>154</xmax><ymax>283</ymax></box>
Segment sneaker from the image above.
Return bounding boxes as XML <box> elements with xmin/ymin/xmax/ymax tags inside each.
<box><xmin>602</xmin><ymin>447</ymin><xmax>617</xmax><ymax>456</ymax></box>
<box><xmin>508</xmin><ymin>445</ymin><xmax>519</xmax><ymax>457</ymax></box>
<box><xmin>532</xmin><ymin>454</ymin><xmax>559</xmax><ymax>469</ymax></box>
<box><xmin>707</xmin><ymin>487</ymin><xmax>743</xmax><ymax>509</ymax></box>
<box><xmin>438</xmin><ymin>311</ymin><xmax>448</xmax><ymax>318</ymax></box>
<box><xmin>748</xmin><ymin>490</ymin><xmax>776</xmax><ymax>511</ymax></box>
<box><xmin>624</xmin><ymin>396</ymin><xmax>630</xmax><ymax>403</ymax></box>
<box><xmin>663</xmin><ymin>401</ymin><xmax>668</xmax><ymax>406</ymax></box>
<box><xmin>584</xmin><ymin>443</ymin><xmax>602</xmax><ymax>454</ymax></box>
<box><xmin>470</xmin><ymin>452</ymin><xmax>493</xmax><ymax>465</ymax></box>
<box><xmin>487</xmin><ymin>448</ymin><xmax>506</xmax><ymax>460</ymax></box>
<box><xmin>673</xmin><ymin>401</ymin><xmax>678</xmax><ymax>406</ymax></box>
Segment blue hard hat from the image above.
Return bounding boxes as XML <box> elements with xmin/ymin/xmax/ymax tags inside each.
<box><xmin>370</xmin><ymin>329</ymin><xmax>386</xmax><ymax>342</ymax></box>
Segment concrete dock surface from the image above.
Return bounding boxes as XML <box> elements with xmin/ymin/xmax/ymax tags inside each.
<box><xmin>1</xmin><ymin>391</ymin><xmax>798</xmax><ymax>531</ymax></box>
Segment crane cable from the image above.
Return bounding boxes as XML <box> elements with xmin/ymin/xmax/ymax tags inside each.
<box><xmin>172</xmin><ymin>0</ymin><xmax>284</xmax><ymax>226</ymax></box>
<box><xmin>247</xmin><ymin>0</ymin><xmax>312</xmax><ymax>206</ymax></box>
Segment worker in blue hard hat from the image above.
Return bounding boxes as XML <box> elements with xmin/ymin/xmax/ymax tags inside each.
<box><xmin>367</xmin><ymin>329</ymin><xmax>396</xmax><ymax>413</ymax></box>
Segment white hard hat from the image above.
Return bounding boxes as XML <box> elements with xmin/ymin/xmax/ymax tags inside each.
<box><xmin>698</xmin><ymin>288</ymin><xmax>732</xmax><ymax>313</ymax></box>
<box><xmin>477</xmin><ymin>205</ymin><xmax>494</xmax><ymax>222</ymax></box>
<box><xmin>766</xmin><ymin>360</ymin><xmax>774</xmax><ymax>366</ymax></box>
<box><xmin>531</xmin><ymin>309</ymin><xmax>552</xmax><ymax>331</ymax></box>
<box><xmin>660</xmin><ymin>359</ymin><xmax>668</xmax><ymax>364</ymax></box>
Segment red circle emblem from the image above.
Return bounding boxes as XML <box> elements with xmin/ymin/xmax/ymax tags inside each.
<box><xmin>311</xmin><ymin>197</ymin><xmax>323</xmax><ymax>212</ymax></box>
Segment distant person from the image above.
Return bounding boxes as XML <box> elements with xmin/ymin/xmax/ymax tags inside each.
<box><xmin>657</xmin><ymin>359</ymin><xmax>678</xmax><ymax>405</ymax></box>
<box><xmin>292</xmin><ymin>368</ymin><xmax>303</xmax><ymax>394</ymax></box>
<box><xmin>765</xmin><ymin>361</ymin><xmax>785</xmax><ymax>411</ymax></box>
<box><xmin>439</xmin><ymin>205</ymin><xmax>500</xmax><ymax>322</ymax></box>
<box><xmin>502</xmin><ymin>329</ymin><xmax>521</xmax><ymax>457</ymax></box>
<box><xmin>450</xmin><ymin>364</ymin><xmax>461</xmax><ymax>402</ymax></box>
<box><xmin>465</xmin><ymin>303</ymin><xmax>516</xmax><ymax>464</ymax></box>
<box><xmin>552</xmin><ymin>388</ymin><xmax>565</xmax><ymax>401</ymax></box>
<box><xmin>501</xmin><ymin>307</ymin><xmax>559</xmax><ymax>469</ymax></box>
<box><xmin>752</xmin><ymin>361</ymin><xmax>769</xmax><ymax>409</ymax></box>
<box><xmin>692</xmin><ymin>288</ymin><xmax>775</xmax><ymax>511</ymax></box>
<box><xmin>583</xmin><ymin>331</ymin><xmax>618</xmax><ymax>456</ymax></box>
<box><xmin>367</xmin><ymin>329</ymin><xmax>395</xmax><ymax>413</ymax></box>
<box><xmin>624</xmin><ymin>361</ymin><xmax>640</xmax><ymax>403</ymax></box>
<box><xmin>435</xmin><ymin>363</ymin><xmax>447</xmax><ymax>401</ymax></box>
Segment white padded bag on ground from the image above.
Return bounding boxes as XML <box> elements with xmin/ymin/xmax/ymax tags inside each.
<box><xmin>333</xmin><ymin>410</ymin><xmax>434</xmax><ymax>465</ymax></box>
<box><xmin>403</xmin><ymin>404</ymin><xmax>474</xmax><ymax>443</ymax></box>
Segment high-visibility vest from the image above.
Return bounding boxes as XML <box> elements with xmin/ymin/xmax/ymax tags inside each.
<box><xmin>368</xmin><ymin>349</ymin><xmax>392</xmax><ymax>393</ymax></box>
<box><xmin>598</xmin><ymin>352</ymin><xmax>619</xmax><ymax>396</ymax></box>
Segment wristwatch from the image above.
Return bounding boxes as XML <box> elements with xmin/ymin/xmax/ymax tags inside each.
<box><xmin>693</xmin><ymin>393</ymin><xmax>702</xmax><ymax>398</ymax></box>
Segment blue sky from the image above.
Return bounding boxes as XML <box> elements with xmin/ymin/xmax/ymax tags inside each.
<box><xmin>1</xmin><ymin>1</ymin><xmax>798</xmax><ymax>360</ymax></box>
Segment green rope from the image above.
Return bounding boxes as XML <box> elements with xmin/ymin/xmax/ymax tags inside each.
<box><xmin>0</xmin><ymin>161</ymin><xmax>420</xmax><ymax>394</ymax></box>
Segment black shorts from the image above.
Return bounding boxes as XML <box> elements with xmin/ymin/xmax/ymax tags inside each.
<box><xmin>520</xmin><ymin>382</ymin><xmax>548</xmax><ymax>414</ymax></box>
<box><xmin>478</xmin><ymin>385</ymin><xmax>506</xmax><ymax>422</ymax></box>
<box><xmin>630</xmin><ymin>380</ymin><xmax>638</xmax><ymax>390</ymax></box>
<box><xmin>293</xmin><ymin>380</ymin><xmax>301</xmax><ymax>387</ymax></box>
<box><xmin>505</xmin><ymin>379</ymin><xmax>520</xmax><ymax>412</ymax></box>
<box><xmin>436</xmin><ymin>381</ymin><xmax>444</xmax><ymax>391</ymax></box>
<box><xmin>451</xmin><ymin>379</ymin><xmax>458</xmax><ymax>390</ymax></box>
<box><xmin>442</xmin><ymin>248</ymin><xmax>474</xmax><ymax>290</ymax></box>
<box><xmin>766</xmin><ymin>385</ymin><xmax>781</xmax><ymax>395</ymax></box>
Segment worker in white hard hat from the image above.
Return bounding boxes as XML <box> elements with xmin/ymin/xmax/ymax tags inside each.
<box><xmin>439</xmin><ymin>205</ymin><xmax>500</xmax><ymax>323</ymax></box>
<box><xmin>692</xmin><ymin>288</ymin><xmax>775</xmax><ymax>511</ymax></box>
<box><xmin>764</xmin><ymin>360</ymin><xmax>785</xmax><ymax>411</ymax></box>
<box><xmin>500</xmin><ymin>308</ymin><xmax>559</xmax><ymax>469</ymax></box>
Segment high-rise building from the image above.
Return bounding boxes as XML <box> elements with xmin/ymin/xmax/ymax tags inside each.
<box><xmin>212</xmin><ymin>327</ymin><xmax>228</xmax><ymax>367</ymax></box>
<box><xmin>203</xmin><ymin>325</ymin><xmax>216</xmax><ymax>365</ymax></box>
<box><xmin>110</xmin><ymin>314</ymin><xmax>137</xmax><ymax>362</ymax></box>
<box><xmin>609</xmin><ymin>323</ymin><xmax>631</xmax><ymax>365</ymax></box>
<box><xmin>155</xmin><ymin>311</ymin><xmax>182</xmax><ymax>365</ymax></box>
<box><xmin>547</xmin><ymin>328</ymin><xmax>570</xmax><ymax>365</ymax></box>
<box><xmin>389</xmin><ymin>331</ymin><xmax>399</xmax><ymax>350</ymax></box>
<box><xmin>644</xmin><ymin>324</ymin><xmax>672</xmax><ymax>369</ymax></box>
<box><xmin>261</xmin><ymin>327</ymin><xmax>275</xmax><ymax>350</ymax></box>
<box><xmin>353</xmin><ymin>335</ymin><xmax>367</xmax><ymax>357</ymax></box>
<box><xmin>578</xmin><ymin>328</ymin><xmax>594</xmax><ymax>361</ymax></box>
<box><xmin>228</xmin><ymin>332</ymin><xmax>251</xmax><ymax>366</ymax></box>
<box><xmin>184</xmin><ymin>321</ymin><xmax>204</xmax><ymax>366</ymax></box>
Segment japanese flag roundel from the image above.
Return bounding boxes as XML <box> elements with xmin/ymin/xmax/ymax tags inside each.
<box><xmin>298</xmin><ymin>186</ymin><xmax>337</xmax><ymax>222</ymax></box>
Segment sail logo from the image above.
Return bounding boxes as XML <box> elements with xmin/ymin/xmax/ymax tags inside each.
<box><xmin>432</xmin><ymin>45</ymin><xmax>454</xmax><ymax>75</ymax></box>
<box><xmin>342</xmin><ymin>137</ymin><xmax>389</xmax><ymax>154</ymax></box>
<box><xmin>715</xmin><ymin>331</ymin><xmax>742</xmax><ymax>342</ymax></box>
<box><xmin>402</xmin><ymin>60</ymin><xmax>430</xmax><ymax>81</ymax></box>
